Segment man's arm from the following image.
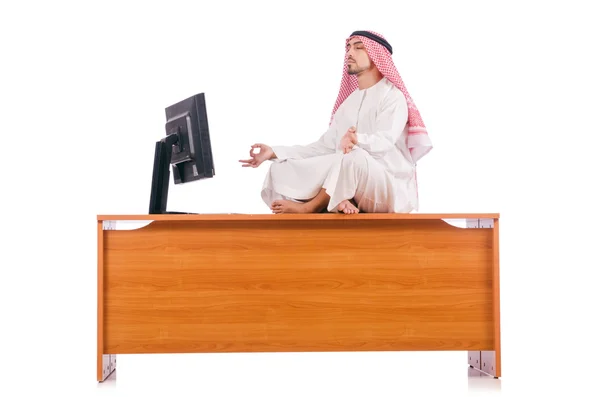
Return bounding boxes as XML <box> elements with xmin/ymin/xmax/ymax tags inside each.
<box><xmin>354</xmin><ymin>89</ymin><xmax>408</xmax><ymax>157</ymax></box>
<box><xmin>270</xmin><ymin>118</ymin><xmax>338</xmax><ymax>161</ymax></box>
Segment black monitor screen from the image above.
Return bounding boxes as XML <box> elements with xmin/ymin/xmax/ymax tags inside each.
<box><xmin>165</xmin><ymin>93</ymin><xmax>215</xmax><ymax>183</ymax></box>
<box><xmin>149</xmin><ymin>93</ymin><xmax>214</xmax><ymax>214</ymax></box>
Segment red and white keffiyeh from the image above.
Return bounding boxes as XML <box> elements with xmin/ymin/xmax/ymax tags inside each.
<box><xmin>330</xmin><ymin>30</ymin><xmax>432</xmax><ymax>164</ymax></box>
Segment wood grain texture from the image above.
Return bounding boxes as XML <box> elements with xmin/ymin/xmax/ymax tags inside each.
<box><xmin>493</xmin><ymin>218</ymin><xmax>501</xmax><ymax>377</ymax></box>
<box><xmin>97</xmin><ymin>221</ymin><xmax>104</xmax><ymax>381</ymax></box>
<box><xmin>102</xmin><ymin>218</ymin><xmax>494</xmax><ymax>354</ymax></box>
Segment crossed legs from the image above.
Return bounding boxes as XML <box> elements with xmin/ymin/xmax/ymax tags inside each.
<box><xmin>270</xmin><ymin>148</ymin><xmax>396</xmax><ymax>214</ymax></box>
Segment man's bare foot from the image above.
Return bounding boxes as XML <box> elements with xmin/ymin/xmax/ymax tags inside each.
<box><xmin>271</xmin><ymin>199</ymin><xmax>313</xmax><ymax>214</ymax></box>
<box><xmin>336</xmin><ymin>199</ymin><xmax>359</xmax><ymax>214</ymax></box>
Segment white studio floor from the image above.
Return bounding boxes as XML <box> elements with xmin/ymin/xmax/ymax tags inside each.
<box><xmin>83</xmin><ymin>350</ymin><xmax>590</xmax><ymax>397</ymax></box>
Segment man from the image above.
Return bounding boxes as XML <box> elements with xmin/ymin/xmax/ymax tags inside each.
<box><xmin>239</xmin><ymin>30</ymin><xmax>432</xmax><ymax>214</ymax></box>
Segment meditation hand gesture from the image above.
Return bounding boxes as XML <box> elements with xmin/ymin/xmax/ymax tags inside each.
<box><xmin>239</xmin><ymin>143</ymin><xmax>275</xmax><ymax>168</ymax></box>
<box><xmin>340</xmin><ymin>126</ymin><xmax>357</xmax><ymax>154</ymax></box>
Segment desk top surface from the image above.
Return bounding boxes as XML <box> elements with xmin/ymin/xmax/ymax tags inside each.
<box><xmin>97</xmin><ymin>213</ymin><xmax>499</xmax><ymax>221</ymax></box>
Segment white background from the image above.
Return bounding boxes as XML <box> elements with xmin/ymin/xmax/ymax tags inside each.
<box><xmin>1</xmin><ymin>0</ymin><xmax>599</xmax><ymax>395</ymax></box>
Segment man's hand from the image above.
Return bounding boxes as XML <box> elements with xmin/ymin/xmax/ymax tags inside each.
<box><xmin>239</xmin><ymin>143</ymin><xmax>275</xmax><ymax>168</ymax></box>
<box><xmin>340</xmin><ymin>126</ymin><xmax>358</xmax><ymax>154</ymax></box>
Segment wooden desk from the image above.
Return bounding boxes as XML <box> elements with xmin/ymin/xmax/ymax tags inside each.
<box><xmin>97</xmin><ymin>213</ymin><xmax>501</xmax><ymax>381</ymax></box>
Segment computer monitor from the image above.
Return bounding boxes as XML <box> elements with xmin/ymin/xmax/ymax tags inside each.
<box><xmin>148</xmin><ymin>92</ymin><xmax>215</xmax><ymax>214</ymax></box>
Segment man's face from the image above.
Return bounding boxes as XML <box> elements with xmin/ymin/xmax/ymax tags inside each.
<box><xmin>346</xmin><ymin>37</ymin><xmax>371</xmax><ymax>75</ymax></box>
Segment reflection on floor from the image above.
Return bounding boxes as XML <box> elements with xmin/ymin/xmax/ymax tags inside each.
<box><xmin>98</xmin><ymin>365</ymin><xmax>502</xmax><ymax>392</ymax></box>
<box><xmin>468</xmin><ymin>365</ymin><xmax>502</xmax><ymax>391</ymax></box>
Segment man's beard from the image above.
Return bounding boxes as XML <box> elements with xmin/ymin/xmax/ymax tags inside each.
<box><xmin>347</xmin><ymin>63</ymin><xmax>367</xmax><ymax>75</ymax></box>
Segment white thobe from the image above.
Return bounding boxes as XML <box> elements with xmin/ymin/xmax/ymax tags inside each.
<box><xmin>261</xmin><ymin>77</ymin><xmax>418</xmax><ymax>213</ymax></box>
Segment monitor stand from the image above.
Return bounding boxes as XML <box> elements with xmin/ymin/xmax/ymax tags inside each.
<box><xmin>148</xmin><ymin>133</ymin><xmax>197</xmax><ymax>215</ymax></box>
